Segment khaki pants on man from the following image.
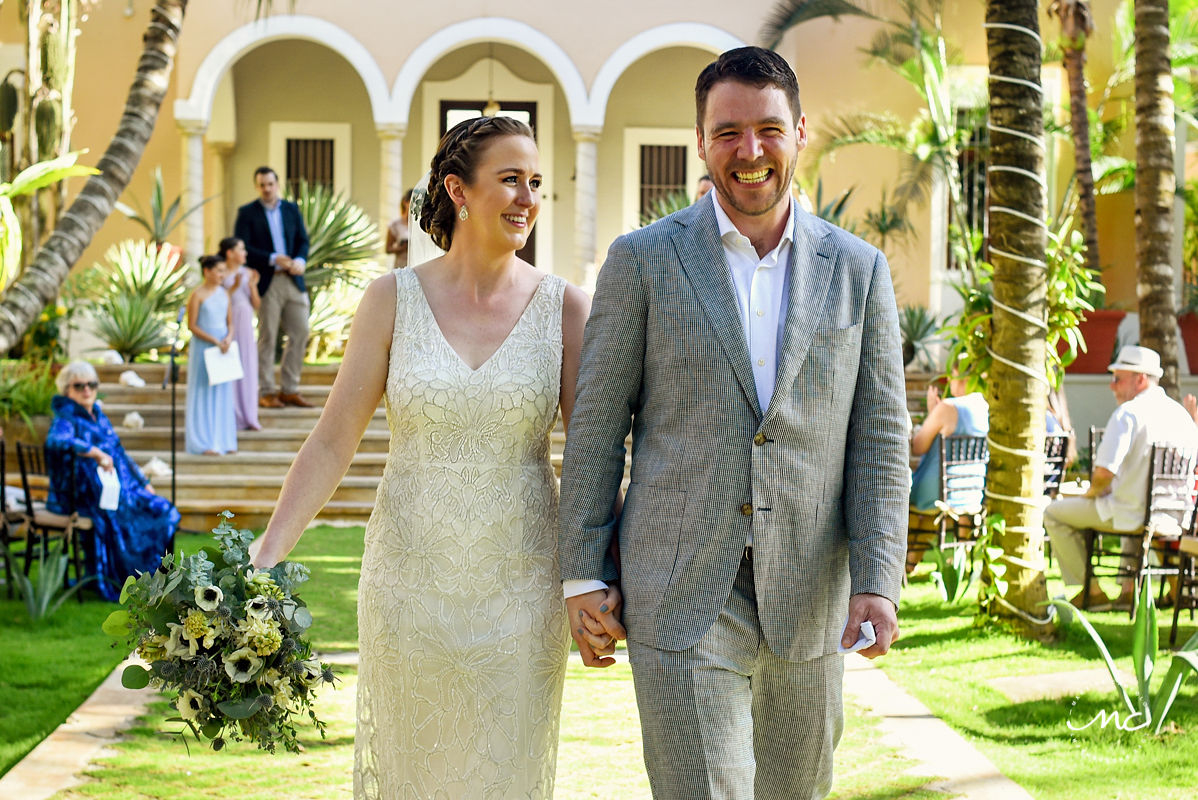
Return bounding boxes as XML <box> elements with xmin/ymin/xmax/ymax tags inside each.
<box><xmin>257</xmin><ymin>276</ymin><xmax>309</xmax><ymax>397</ymax></box>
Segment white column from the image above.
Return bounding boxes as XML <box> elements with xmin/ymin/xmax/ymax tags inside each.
<box><xmin>377</xmin><ymin>124</ymin><xmax>406</xmax><ymax>226</ymax></box>
<box><xmin>179</xmin><ymin>120</ymin><xmax>206</xmax><ymax>262</ymax></box>
<box><xmin>573</xmin><ymin>126</ymin><xmax>601</xmax><ymax>292</ymax></box>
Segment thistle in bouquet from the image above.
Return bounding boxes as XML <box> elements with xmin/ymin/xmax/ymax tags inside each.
<box><xmin>103</xmin><ymin>512</ymin><xmax>337</xmax><ymax>753</ymax></box>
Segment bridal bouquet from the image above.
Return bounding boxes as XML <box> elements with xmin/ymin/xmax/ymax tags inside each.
<box><xmin>103</xmin><ymin>513</ymin><xmax>335</xmax><ymax>753</ymax></box>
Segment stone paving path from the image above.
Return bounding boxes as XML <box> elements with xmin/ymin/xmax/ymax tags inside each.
<box><xmin>0</xmin><ymin>651</ymin><xmax>1036</xmax><ymax>800</ymax></box>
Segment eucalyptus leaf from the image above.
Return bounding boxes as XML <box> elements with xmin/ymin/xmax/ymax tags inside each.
<box><xmin>216</xmin><ymin>694</ymin><xmax>271</xmax><ymax>720</ymax></box>
<box><xmin>122</xmin><ymin>664</ymin><xmax>151</xmax><ymax>690</ymax></box>
<box><xmin>102</xmin><ymin>610</ymin><xmax>131</xmax><ymax>638</ymax></box>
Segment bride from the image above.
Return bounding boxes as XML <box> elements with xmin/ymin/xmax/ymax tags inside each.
<box><xmin>251</xmin><ymin>115</ymin><xmax>622</xmax><ymax>798</ymax></box>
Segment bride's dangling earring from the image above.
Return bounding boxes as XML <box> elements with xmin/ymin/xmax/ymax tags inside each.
<box><xmin>458</xmin><ymin>205</ymin><xmax>469</xmax><ymax>221</ymax></box>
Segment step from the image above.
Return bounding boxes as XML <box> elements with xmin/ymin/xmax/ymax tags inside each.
<box><xmin>125</xmin><ymin>450</ymin><xmax>389</xmax><ymax>477</ymax></box>
<box><xmin>178</xmin><ymin>499</ymin><xmax>373</xmax><ymax>534</ymax></box>
<box><xmin>99</xmin><ymin>403</ymin><xmax>388</xmax><ymax>431</ymax></box>
<box><xmin>170</xmin><ymin>473</ymin><xmax>380</xmax><ymax>504</ymax></box>
<box><xmin>97</xmin><ymin>384</ymin><xmax>335</xmax><ymax>406</ymax></box>
<box><xmin>95</xmin><ymin>362</ymin><xmax>344</xmax><ymax>387</ymax></box>
<box><xmin>116</xmin><ymin>427</ymin><xmax>392</xmax><ymax>453</ymax></box>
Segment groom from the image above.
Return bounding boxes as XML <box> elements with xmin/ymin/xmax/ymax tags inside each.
<box><xmin>559</xmin><ymin>47</ymin><xmax>908</xmax><ymax>799</ymax></box>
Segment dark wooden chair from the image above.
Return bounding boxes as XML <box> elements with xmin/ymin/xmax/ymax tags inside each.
<box><xmin>1</xmin><ymin>436</ymin><xmax>27</xmax><ymax>599</ymax></box>
<box><xmin>15</xmin><ymin>441</ymin><xmax>93</xmax><ymax>600</ymax></box>
<box><xmin>1043</xmin><ymin>433</ymin><xmax>1072</xmax><ymax>500</ymax></box>
<box><xmin>1170</xmin><ymin>533</ymin><xmax>1198</xmax><ymax>647</ymax></box>
<box><xmin>1081</xmin><ymin>441</ymin><xmax>1197</xmax><ymax>616</ymax></box>
<box><xmin>907</xmin><ymin>434</ymin><xmax>989</xmax><ymax>562</ymax></box>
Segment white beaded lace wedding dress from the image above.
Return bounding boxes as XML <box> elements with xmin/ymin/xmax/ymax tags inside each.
<box><xmin>353</xmin><ymin>267</ymin><xmax>570</xmax><ymax>799</ymax></box>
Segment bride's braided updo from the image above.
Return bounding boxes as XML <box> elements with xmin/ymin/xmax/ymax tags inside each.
<box><xmin>420</xmin><ymin>115</ymin><xmax>535</xmax><ymax>251</ymax></box>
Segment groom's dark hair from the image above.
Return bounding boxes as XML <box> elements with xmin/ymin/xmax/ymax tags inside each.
<box><xmin>695</xmin><ymin>46</ymin><xmax>802</xmax><ymax>129</ymax></box>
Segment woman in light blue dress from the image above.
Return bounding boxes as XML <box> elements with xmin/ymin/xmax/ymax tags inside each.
<box><xmin>909</xmin><ymin>372</ymin><xmax>990</xmax><ymax>511</ymax></box>
<box><xmin>185</xmin><ymin>254</ymin><xmax>238</xmax><ymax>455</ymax></box>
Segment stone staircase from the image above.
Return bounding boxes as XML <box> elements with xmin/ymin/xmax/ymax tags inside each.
<box><xmin>93</xmin><ymin>362</ymin><xmax>574</xmax><ymax>533</ymax></box>
<box><xmin>75</xmin><ymin>364</ymin><xmax>933</xmax><ymax>534</ymax></box>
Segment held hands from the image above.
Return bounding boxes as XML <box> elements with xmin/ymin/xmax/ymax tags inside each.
<box><xmin>565</xmin><ymin>585</ymin><xmax>627</xmax><ymax>668</ymax></box>
<box><xmin>842</xmin><ymin>593</ymin><xmax>899</xmax><ymax>659</ymax></box>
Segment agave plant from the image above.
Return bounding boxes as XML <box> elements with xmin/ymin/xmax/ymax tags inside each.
<box><xmin>292</xmin><ymin>180</ymin><xmax>382</xmax><ymax>297</ymax></box>
<box><xmin>1050</xmin><ymin>578</ymin><xmax>1198</xmax><ymax>736</ymax></box>
<box><xmin>899</xmin><ymin>304</ymin><xmax>938</xmax><ymax>368</ymax></box>
<box><xmin>639</xmin><ymin>189</ymin><xmax>692</xmax><ymax>227</ymax></box>
<box><xmin>87</xmin><ymin>239</ymin><xmax>193</xmax><ymax>317</ymax></box>
<box><xmin>305</xmin><ymin>280</ymin><xmax>369</xmax><ymax>361</ymax></box>
<box><xmin>90</xmin><ymin>292</ymin><xmax>171</xmax><ymax>362</ymax></box>
<box><xmin>114</xmin><ymin>165</ymin><xmax>215</xmax><ymax>248</ymax></box>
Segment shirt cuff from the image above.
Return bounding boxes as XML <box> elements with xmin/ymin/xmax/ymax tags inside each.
<box><xmin>562</xmin><ymin>579</ymin><xmax>609</xmax><ymax>599</ymax></box>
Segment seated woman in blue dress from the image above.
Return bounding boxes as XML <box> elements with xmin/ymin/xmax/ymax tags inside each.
<box><xmin>45</xmin><ymin>361</ymin><xmax>180</xmax><ymax>601</ymax></box>
<box><xmin>907</xmin><ymin>371</ymin><xmax>990</xmax><ymax>571</ymax></box>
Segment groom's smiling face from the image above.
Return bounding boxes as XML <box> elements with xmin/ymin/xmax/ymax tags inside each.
<box><xmin>697</xmin><ymin>80</ymin><xmax>806</xmax><ymax>220</ymax></box>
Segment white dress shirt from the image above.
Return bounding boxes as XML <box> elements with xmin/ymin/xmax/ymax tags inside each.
<box><xmin>562</xmin><ymin>194</ymin><xmax>799</xmax><ymax>598</ymax></box>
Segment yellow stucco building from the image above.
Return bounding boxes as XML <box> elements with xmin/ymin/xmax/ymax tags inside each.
<box><xmin>0</xmin><ymin>0</ymin><xmax>1151</xmax><ymax>315</ymax></box>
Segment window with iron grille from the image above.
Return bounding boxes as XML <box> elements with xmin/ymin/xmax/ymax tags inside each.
<box><xmin>639</xmin><ymin>144</ymin><xmax>688</xmax><ymax>221</ymax></box>
<box><xmin>949</xmin><ymin>108</ymin><xmax>989</xmax><ymax>271</ymax></box>
<box><xmin>285</xmin><ymin>138</ymin><xmax>335</xmax><ymax>196</ymax></box>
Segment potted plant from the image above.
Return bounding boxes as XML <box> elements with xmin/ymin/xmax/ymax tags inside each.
<box><xmin>899</xmin><ymin>304</ymin><xmax>938</xmax><ymax>369</ymax></box>
<box><xmin>1178</xmin><ymin>283</ymin><xmax>1198</xmax><ymax>373</ymax></box>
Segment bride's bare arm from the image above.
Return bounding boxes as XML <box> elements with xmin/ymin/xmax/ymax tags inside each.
<box><xmin>251</xmin><ymin>274</ymin><xmax>397</xmax><ymax>567</ymax></box>
<box><xmin>559</xmin><ymin>283</ymin><xmax>590</xmax><ymax>435</ymax></box>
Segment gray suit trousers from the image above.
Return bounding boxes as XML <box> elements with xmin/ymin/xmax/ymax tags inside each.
<box><xmin>628</xmin><ymin>550</ymin><xmax>844</xmax><ymax>800</ymax></box>
<box><xmin>257</xmin><ymin>275</ymin><xmax>310</xmax><ymax>396</ymax></box>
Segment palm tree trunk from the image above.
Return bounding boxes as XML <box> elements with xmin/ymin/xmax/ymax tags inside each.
<box><xmin>1063</xmin><ymin>44</ymin><xmax>1101</xmax><ymax>275</ymax></box>
<box><xmin>0</xmin><ymin>0</ymin><xmax>188</xmax><ymax>354</ymax></box>
<box><xmin>985</xmin><ymin>0</ymin><xmax>1052</xmax><ymax>641</ymax></box>
<box><xmin>1135</xmin><ymin>0</ymin><xmax>1180</xmax><ymax>398</ymax></box>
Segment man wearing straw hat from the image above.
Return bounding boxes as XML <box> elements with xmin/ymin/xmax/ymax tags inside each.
<box><xmin>1044</xmin><ymin>345</ymin><xmax>1198</xmax><ymax>609</ymax></box>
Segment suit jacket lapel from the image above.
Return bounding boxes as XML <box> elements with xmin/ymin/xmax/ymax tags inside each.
<box><xmin>764</xmin><ymin>211</ymin><xmax>836</xmax><ymax>422</ymax></box>
<box><xmin>671</xmin><ymin>198</ymin><xmax>763</xmax><ymax>420</ymax></box>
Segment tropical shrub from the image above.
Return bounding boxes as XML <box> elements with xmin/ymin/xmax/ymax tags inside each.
<box><xmin>87</xmin><ymin>239</ymin><xmax>192</xmax><ymax>317</ymax></box>
<box><xmin>305</xmin><ymin>281</ymin><xmax>366</xmax><ymax>361</ymax></box>
<box><xmin>293</xmin><ymin>181</ymin><xmax>382</xmax><ymax>298</ymax></box>
<box><xmin>0</xmin><ymin>358</ymin><xmax>56</xmax><ymax>430</ymax></box>
<box><xmin>899</xmin><ymin>304</ymin><xmax>938</xmax><ymax>368</ymax></box>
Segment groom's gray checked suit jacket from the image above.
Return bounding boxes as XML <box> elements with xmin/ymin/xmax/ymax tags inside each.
<box><xmin>559</xmin><ymin>194</ymin><xmax>909</xmax><ymax>663</ymax></box>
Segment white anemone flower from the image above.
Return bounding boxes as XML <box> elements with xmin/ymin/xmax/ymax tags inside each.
<box><xmin>176</xmin><ymin>689</ymin><xmax>206</xmax><ymax>722</ymax></box>
<box><xmin>194</xmin><ymin>585</ymin><xmax>223</xmax><ymax>611</ymax></box>
<box><xmin>165</xmin><ymin>623</ymin><xmax>193</xmax><ymax>659</ymax></box>
<box><xmin>244</xmin><ymin>595</ymin><xmax>272</xmax><ymax>620</ymax></box>
<box><xmin>223</xmin><ymin>647</ymin><xmax>264</xmax><ymax>683</ymax></box>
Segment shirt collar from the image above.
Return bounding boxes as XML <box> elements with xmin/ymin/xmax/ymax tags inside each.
<box><xmin>259</xmin><ymin>198</ymin><xmax>281</xmax><ymax>212</ymax></box>
<box><xmin>710</xmin><ymin>190</ymin><xmax>797</xmax><ymax>263</ymax></box>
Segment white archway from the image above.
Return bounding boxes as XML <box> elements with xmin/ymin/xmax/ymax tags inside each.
<box><xmin>390</xmin><ymin>18</ymin><xmax>589</xmax><ymax>128</ymax></box>
<box><xmin>174</xmin><ymin>15</ymin><xmax>392</xmax><ymax>125</ymax></box>
<box><xmin>587</xmin><ymin>23</ymin><xmax>745</xmax><ymax>125</ymax></box>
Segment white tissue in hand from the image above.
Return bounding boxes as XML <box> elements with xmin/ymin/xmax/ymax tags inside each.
<box><xmin>837</xmin><ymin>620</ymin><xmax>877</xmax><ymax>654</ymax></box>
<box><xmin>142</xmin><ymin>456</ymin><xmax>172</xmax><ymax>479</ymax></box>
<box><xmin>118</xmin><ymin>370</ymin><xmax>146</xmax><ymax>387</ymax></box>
<box><xmin>122</xmin><ymin>411</ymin><xmax>144</xmax><ymax>429</ymax></box>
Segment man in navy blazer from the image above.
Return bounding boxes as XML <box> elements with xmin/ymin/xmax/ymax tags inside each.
<box><xmin>234</xmin><ymin>166</ymin><xmax>313</xmax><ymax>408</ymax></box>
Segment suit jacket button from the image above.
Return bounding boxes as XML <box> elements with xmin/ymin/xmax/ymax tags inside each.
<box><xmin>740</xmin><ymin>503</ymin><xmax>753</xmax><ymax>516</ymax></box>
<box><xmin>753</xmin><ymin>433</ymin><xmax>766</xmax><ymax>446</ymax></box>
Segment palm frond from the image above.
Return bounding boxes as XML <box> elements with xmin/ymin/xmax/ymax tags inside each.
<box><xmin>759</xmin><ymin>0</ymin><xmax>883</xmax><ymax>50</ymax></box>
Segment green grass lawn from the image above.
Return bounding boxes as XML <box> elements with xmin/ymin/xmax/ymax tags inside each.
<box><xmin>6</xmin><ymin>522</ymin><xmax>1198</xmax><ymax>798</ymax></box>
<box><xmin>882</xmin><ymin>569</ymin><xmax>1198</xmax><ymax>800</ymax></box>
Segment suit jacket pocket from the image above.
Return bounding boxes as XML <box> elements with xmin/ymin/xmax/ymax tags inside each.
<box><xmin>796</xmin><ymin>323</ymin><xmax>863</xmax><ymax>410</ymax></box>
<box><xmin>619</xmin><ymin>482</ymin><xmax>686</xmax><ymax>619</ymax></box>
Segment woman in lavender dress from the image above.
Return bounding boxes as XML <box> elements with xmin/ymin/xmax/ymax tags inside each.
<box><xmin>220</xmin><ymin>236</ymin><xmax>262</xmax><ymax>431</ymax></box>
